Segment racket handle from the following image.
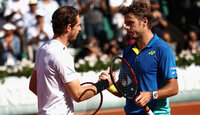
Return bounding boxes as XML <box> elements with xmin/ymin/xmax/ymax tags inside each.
<box><xmin>144</xmin><ymin>105</ymin><xmax>154</xmax><ymax>115</ymax></box>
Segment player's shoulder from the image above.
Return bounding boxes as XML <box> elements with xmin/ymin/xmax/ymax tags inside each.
<box><xmin>154</xmin><ymin>37</ymin><xmax>171</xmax><ymax>50</ymax></box>
<box><xmin>39</xmin><ymin>39</ymin><xmax>64</xmax><ymax>54</ymax></box>
<box><xmin>154</xmin><ymin>37</ymin><xmax>175</xmax><ymax>57</ymax></box>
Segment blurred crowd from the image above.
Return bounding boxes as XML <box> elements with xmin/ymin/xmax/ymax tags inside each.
<box><xmin>0</xmin><ymin>0</ymin><xmax>200</xmax><ymax>66</ymax></box>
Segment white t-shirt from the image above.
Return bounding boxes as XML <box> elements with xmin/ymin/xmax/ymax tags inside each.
<box><xmin>34</xmin><ymin>39</ymin><xmax>79</xmax><ymax>115</ymax></box>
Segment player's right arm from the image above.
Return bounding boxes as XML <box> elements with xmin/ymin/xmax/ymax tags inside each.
<box><xmin>64</xmin><ymin>68</ymin><xmax>113</xmax><ymax>102</ymax></box>
<box><xmin>64</xmin><ymin>79</ymin><xmax>98</xmax><ymax>102</ymax></box>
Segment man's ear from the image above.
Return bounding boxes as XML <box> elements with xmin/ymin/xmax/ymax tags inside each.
<box><xmin>65</xmin><ymin>24</ymin><xmax>72</xmax><ymax>33</ymax></box>
<box><xmin>142</xmin><ymin>17</ymin><xmax>148</xmax><ymax>28</ymax></box>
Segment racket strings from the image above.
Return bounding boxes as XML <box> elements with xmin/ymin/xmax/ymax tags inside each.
<box><xmin>74</xmin><ymin>96</ymin><xmax>100</xmax><ymax>115</ymax></box>
<box><xmin>110</xmin><ymin>57</ymin><xmax>154</xmax><ymax>115</ymax></box>
<box><xmin>115</xmin><ymin>59</ymin><xmax>138</xmax><ymax>99</ymax></box>
<box><xmin>83</xmin><ymin>95</ymin><xmax>101</xmax><ymax>115</ymax></box>
<box><xmin>74</xmin><ymin>83</ymin><xmax>103</xmax><ymax>115</ymax></box>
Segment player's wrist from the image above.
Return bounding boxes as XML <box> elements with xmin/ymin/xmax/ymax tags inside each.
<box><xmin>94</xmin><ymin>80</ymin><xmax>109</xmax><ymax>94</ymax></box>
<box><xmin>151</xmin><ymin>91</ymin><xmax>158</xmax><ymax>100</ymax></box>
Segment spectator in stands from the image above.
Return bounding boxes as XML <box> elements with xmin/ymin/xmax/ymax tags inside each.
<box><xmin>102</xmin><ymin>39</ymin><xmax>119</xmax><ymax>59</ymax></box>
<box><xmin>0</xmin><ymin>23</ymin><xmax>21</xmax><ymax>66</ymax></box>
<box><xmin>188</xmin><ymin>29</ymin><xmax>200</xmax><ymax>53</ymax></box>
<box><xmin>109</xmin><ymin>0</ymin><xmax>132</xmax><ymax>42</ymax></box>
<box><xmin>0</xmin><ymin>0</ymin><xmax>2</xmax><ymax>14</ymax></box>
<box><xmin>102</xmin><ymin>42</ymin><xmax>109</xmax><ymax>54</ymax></box>
<box><xmin>150</xmin><ymin>0</ymin><xmax>168</xmax><ymax>38</ymax></box>
<box><xmin>107</xmin><ymin>39</ymin><xmax>119</xmax><ymax>58</ymax></box>
<box><xmin>176</xmin><ymin>32</ymin><xmax>190</xmax><ymax>55</ymax></box>
<box><xmin>23</xmin><ymin>0</ymin><xmax>38</xmax><ymax>34</ymax></box>
<box><xmin>25</xmin><ymin>8</ymin><xmax>53</xmax><ymax>61</ymax></box>
<box><xmin>58</xmin><ymin>0</ymin><xmax>80</xmax><ymax>9</ymax></box>
<box><xmin>0</xmin><ymin>15</ymin><xmax>6</xmax><ymax>38</ymax></box>
<box><xmin>37</xmin><ymin>0</ymin><xmax>59</xmax><ymax>26</ymax></box>
<box><xmin>162</xmin><ymin>30</ymin><xmax>176</xmax><ymax>53</ymax></box>
<box><xmin>162</xmin><ymin>31</ymin><xmax>171</xmax><ymax>44</ymax></box>
<box><xmin>3</xmin><ymin>0</ymin><xmax>29</xmax><ymax>28</ymax></box>
<box><xmin>78</xmin><ymin>0</ymin><xmax>107</xmax><ymax>41</ymax></box>
<box><xmin>75</xmin><ymin>37</ymin><xmax>103</xmax><ymax>62</ymax></box>
<box><xmin>3</xmin><ymin>0</ymin><xmax>29</xmax><ymax>59</ymax></box>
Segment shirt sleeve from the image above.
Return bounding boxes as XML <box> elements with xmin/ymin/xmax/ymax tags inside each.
<box><xmin>55</xmin><ymin>52</ymin><xmax>79</xmax><ymax>83</ymax></box>
<box><xmin>158</xmin><ymin>46</ymin><xmax>177</xmax><ymax>80</ymax></box>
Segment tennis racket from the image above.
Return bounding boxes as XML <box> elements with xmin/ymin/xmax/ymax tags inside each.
<box><xmin>74</xmin><ymin>82</ymin><xmax>103</xmax><ymax>115</ymax></box>
<box><xmin>109</xmin><ymin>56</ymin><xmax>154</xmax><ymax>115</ymax></box>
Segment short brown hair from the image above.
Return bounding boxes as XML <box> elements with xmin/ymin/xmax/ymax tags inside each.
<box><xmin>121</xmin><ymin>2</ymin><xmax>152</xmax><ymax>29</ymax></box>
<box><xmin>51</xmin><ymin>6</ymin><xmax>80</xmax><ymax>35</ymax></box>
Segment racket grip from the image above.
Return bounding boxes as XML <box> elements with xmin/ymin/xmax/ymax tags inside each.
<box><xmin>144</xmin><ymin>105</ymin><xmax>154</xmax><ymax>115</ymax></box>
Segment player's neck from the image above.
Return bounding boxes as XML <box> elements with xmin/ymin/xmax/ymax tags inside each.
<box><xmin>136</xmin><ymin>31</ymin><xmax>154</xmax><ymax>51</ymax></box>
<box><xmin>54</xmin><ymin>34</ymin><xmax>70</xmax><ymax>46</ymax></box>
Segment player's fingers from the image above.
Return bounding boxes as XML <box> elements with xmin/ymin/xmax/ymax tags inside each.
<box><xmin>135</xmin><ymin>92</ymin><xmax>142</xmax><ymax>102</ymax></box>
<box><xmin>99</xmin><ymin>75</ymin><xmax>107</xmax><ymax>81</ymax></box>
<box><xmin>101</xmin><ymin>67</ymin><xmax>110</xmax><ymax>78</ymax></box>
<box><xmin>135</xmin><ymin>96</ymin><xmax>145</xmax><ymax>107</ymax></box>
<box><xmin>139</xmin><ymin>98</ymin><xmax>148</xmax><ymax>107</ymax></box>
<box><xmin>135</xmin><ymin>99</ymin><xmax>142</xmax><ymax>107</ymax></box>
<box><xmin>106</xmin><ymin>67</ymin><xmax>110</xmax><ymax>74</ymax></box>
<box><xmin>136</xmin><ymin>92</ymin><xmax>151</xmax><ymax>107</ymax></box>
<box><xmin>100</xmin><ymin>73</ymin><xmax>109</xmax><ymax>78</ymax></box>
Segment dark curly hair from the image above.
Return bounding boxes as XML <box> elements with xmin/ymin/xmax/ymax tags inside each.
<box><xmin>121</xmin><ymin>1</ymin><xmax>152</xmax><ymax>29</ymax></box>
<box><xmin>51</xmin><ymin>6</ymin><xmax>80</xmax><ymax>35</ymax></box>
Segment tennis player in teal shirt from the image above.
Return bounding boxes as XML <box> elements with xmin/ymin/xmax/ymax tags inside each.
<box><xmin>107</xmin><ymin>1</ymin><xmax>179</xmax><ymax>115</ymax></box>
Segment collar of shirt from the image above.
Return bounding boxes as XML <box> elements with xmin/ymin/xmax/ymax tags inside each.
<box><xmin>52</xmin><ymin>39</ymin><xmax>67</xmax><ymax>50</ymax></box>
<box><xmin>132</xmin><ymin>34</ymin><xmax>159</xmax><ymax>55</ymax></box>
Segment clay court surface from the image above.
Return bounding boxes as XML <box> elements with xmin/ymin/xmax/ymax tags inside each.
<box><xmin>96</xmin><ymin>101</ymin><xmax>200</xmax><ymax>115</ymax></box>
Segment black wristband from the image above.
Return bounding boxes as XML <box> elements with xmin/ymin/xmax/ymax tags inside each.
<box><xmin>94</xmin><ymin>80</ymin><xmax>109</xmax><ymax>94</ymax></box>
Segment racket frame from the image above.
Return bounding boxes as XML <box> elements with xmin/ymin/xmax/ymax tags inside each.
<box><xmin>109</xmin><ymin>56</ymin><xmax>154</xmax><ymax>115</ymax></box>
<box><xmin>110</xmin><ymin>56</ymin><xmax>138</xmax><ymax>100</ymax></box>
<box><xmin>78</xmin><ymin>82</ymin><xmax>103</xmax><ymax>115</ymax></box>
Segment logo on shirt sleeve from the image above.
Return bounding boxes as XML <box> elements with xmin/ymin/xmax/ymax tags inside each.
<box><xmin>171</xmin><ymin>67</ymin><xmax>177</xmax><ymax>75</ymax></box>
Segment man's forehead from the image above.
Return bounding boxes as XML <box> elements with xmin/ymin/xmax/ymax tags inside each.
<box><xmin>76</xmin><ymin>15</ymin><xmax>81</xmax><ymax>23</ymax></box>
<box><xmin>124</xmin><ymin>14</ymin><xmax>137</xmax><ymax>21</ymax></box>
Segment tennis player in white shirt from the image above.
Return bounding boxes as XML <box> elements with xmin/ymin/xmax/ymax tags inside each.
<box><xmin>29</xmin><ymin>6</ymin><xmax>112</xmax><ymax>115</ymax></box>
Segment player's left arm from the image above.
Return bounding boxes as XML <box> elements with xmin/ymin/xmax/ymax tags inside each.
<box><xmin>154</xmin><ymin>78</ymin><xmax>178</xmax><ymax>99</ymax></box>
<box><xmin>135</xmin><ymin>78</ymin><xmax>178</xmax><ymax>107</ymax></box>
<box><xmin>29</xmin><ymin>70</ymin><xmax>37</xmax><ymax>95</ymax></box>
<box><xmin>155</xmin><ymin>43</ymin><xmax>179</xmax><ymax>99</ymax></box>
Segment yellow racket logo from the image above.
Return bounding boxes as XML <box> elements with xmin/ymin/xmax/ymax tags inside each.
<box><xmin>149</xmin><ymin>51</ymin><xmax>155</xmax><ymax>55</ymax></box>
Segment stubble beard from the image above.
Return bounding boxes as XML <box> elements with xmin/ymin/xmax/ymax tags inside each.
<box><xmin>69</xmin><ymin>32</ymin><xmax>78</xmax><ymax>42</ymax></box>
<box><xmin>128</xmin><ymin>33</ymin><xmax>139</xmax><ymax>41</ymax></box>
